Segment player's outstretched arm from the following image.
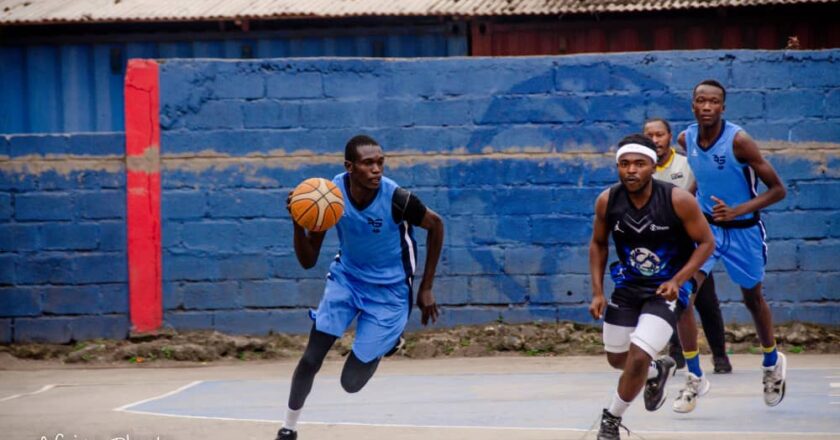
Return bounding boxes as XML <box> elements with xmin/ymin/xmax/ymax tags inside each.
<box><xmin>287</xmin><ymin>191</ymin><xmax>327</xmax><ymax>269</ymax></box>
<box><xmin>714</xmin><ymin>131</ymin><xmax>786</xmax><ymax>220</ymax></box>
<box><xmin>417</xmin><ymin>208</ymin><xmax>444</xmax><ymax>325</ymax></box>
<box><xmin>588</xmin><ymin>189</ymin><xmax>610</xmax><ymax>320</ymax></box>
<box><xmin>669</xmin><ymin>188</ymin><xmax>716</xmax><ymax>290</ymax></box>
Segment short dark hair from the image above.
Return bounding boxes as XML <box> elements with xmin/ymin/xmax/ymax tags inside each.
<box><xmin>643</xmin><ymin>118</ymin><xmax>671</xmax><ymax>134</ymax></box>
<box><xmin>693</xmin><ymin>79</ymin><xmax>726</xmax><ymax>102</ymax></box>
<box><xmin>345</xmin><ymin>135</ymin><xmax>380</xmax><ymax>162</ymax></box>
<box><xmin>618</xmin><ymin>133</ymin><xmax>657</xmax><ymax>152</ymax></box>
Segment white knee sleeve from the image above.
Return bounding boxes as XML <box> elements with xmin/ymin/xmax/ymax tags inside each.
<box><xmin>603</xmin><ymin>323</ymin><xmax>634</xmax><ymax>353</ymax></box>
<box><xmin>629</xmin><ymin>314</ymin><xmax>674</xmax><ymax>358</ymax></box>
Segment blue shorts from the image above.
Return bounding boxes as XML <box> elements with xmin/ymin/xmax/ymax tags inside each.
<box><xmin>700</xmin><ymin>221</ymin><xmax>767</xmax><ymax>289</ymax></box>
<box><xmin>310</xmin><ymin>268</ymin><xmax>410</xmax><ymax>363</ymax></box>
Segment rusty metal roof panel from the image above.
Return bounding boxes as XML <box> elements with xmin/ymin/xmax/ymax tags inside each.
<box><xmin>1</xmin><ymin>0</ymin><xmax>836</xmax><ymax>25</ymax></box>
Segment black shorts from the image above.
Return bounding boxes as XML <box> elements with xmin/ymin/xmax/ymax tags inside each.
<box><xmin>604</xmin><ymin>286</ymin><xmax>682</xmax><ymax>330</ymax></box>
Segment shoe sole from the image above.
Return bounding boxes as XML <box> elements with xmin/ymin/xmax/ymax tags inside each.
<box><xmin>765</xmin><ymin>353</ymin><xmax>787</xmax><ymax>407</ymax></box>
<box><xmin>649</xmin><ymin>389</ymin><xmax>668</xmax><ymax>411</ymax></box>
<box><xmin>672</xmin><ymin>401</ymin><xmax>695</xmax><ymax>414</ymax></box>
<box><xmin>647</xmin><ymin>357</ymin><xmax>676</xmax><ymax>411</ymax></box>
<box><xmin>673</xmin><ymin>391</ymin><xmax>699</xmax><ymax>414</ymax></box>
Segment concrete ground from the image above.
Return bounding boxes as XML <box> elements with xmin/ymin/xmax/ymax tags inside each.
<box><xmin>1</xmin><ymin>354</ymin><xmax>838</xmax><ymax>440</ymax></box>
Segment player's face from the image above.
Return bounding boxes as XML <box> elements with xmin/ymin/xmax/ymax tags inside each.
<box><xmin>692</xmin><ymin>85</ymin><xmax>725</xmax><ymax>127</ymax></box>
<box><xmin>643</xmin><ymin>121</ymin><xmax>672</xmax><ymax>160</ymax></box>
<box><xmin>347</xmin><ymin>144</ymin><xmax>385</xmax><ymax>190</ymax></box>
<box><xmin>617</xmin><ymin>153</ymin><xmax>655</xmax><ymax>193</ymax></box>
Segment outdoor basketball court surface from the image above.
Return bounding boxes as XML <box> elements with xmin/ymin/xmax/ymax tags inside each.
<box><xmin>1</xmin><ymin>355</ymin><xmax>838</xmax><ymax>440</ymax></box>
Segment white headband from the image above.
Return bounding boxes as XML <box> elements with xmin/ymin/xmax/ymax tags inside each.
<box><xmin>616</xmin><ymin>143</ymin><xmax>657</xmax><ymax>163</ymax></box>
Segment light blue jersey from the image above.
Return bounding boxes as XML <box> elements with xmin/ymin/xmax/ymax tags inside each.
<box><xmin>684</xmin><ymin>120</ymin><xmax>767</xmax><ymax>288</ymax></box>
<box><xmin>310</xmin><ymin>173</ymin><xmax>418</xmax><ymax>362</ymax></box>
<box><xmin>330</xmin><ymin>172</ymin><xmax>417</xmax><ymax>285</ymax></box>
<box><xmin>685</xmin><ymin>120</ymin><xmax>758</xmax><ymax>222</ymax></box>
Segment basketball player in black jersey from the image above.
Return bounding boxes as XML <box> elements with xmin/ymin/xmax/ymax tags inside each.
<box><xmin>589</xmin><ymin>134</ymin><xmax>715</xmax><ymax>440</ymax></box>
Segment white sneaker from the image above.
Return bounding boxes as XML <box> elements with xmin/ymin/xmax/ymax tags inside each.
<box><xmin>673</xmin><ymin>372</ymin><xmax>711</xmax><ymax>413</ymax></box>
<box><xmin>763</xmin><ymin>352</ymin><xmax>787</xmax><ymax>407</ymax></box>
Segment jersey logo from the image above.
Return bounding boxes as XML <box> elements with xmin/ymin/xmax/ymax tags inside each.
<box><xmin>666</xmin><ymin>299</ymin><xmax>677</xmax><ymax>312</ymax></box>
<box><xmin>614</xmin><ymin>221</ymin><xmax>624</xmax><ymax>233</ymax></box>
<box><xmin>367</xmin><ymin>217</ymin><xmax>383</xmax><ymax>233</ymax></box>
<box><xmin>622</xmin><ymin>214</ymin><xmax>652</xmax><ymax>234</ymax></box>
<box><xmin>650</xmin><ymin>224</ymin><xmax>670</xmax><ymax>232</ymax></box>
<box><xmin>629</xmin><ymin>247</ymin><xmax>662</xmax><ymax>277</ymax></box>
<box><xmin>670</xmin><ymin>172</ymin><xmax>684</xmax><ymax>180</ymax></box>
<box><xmin>713</xmin><ymin>154</ymin><xmax>726</xmax><ymax>170</ymax></box>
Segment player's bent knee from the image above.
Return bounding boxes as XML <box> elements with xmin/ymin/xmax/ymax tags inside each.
<box><xmin>606</xmin><ymin>352</ymin><xmax>627</xmax><ymax>370</ymax></box>
<box><xmin>630</xmin><ymin>314</ymin><xmax>673</xmax><ymax>359</ymax></box>
<box><xmin>624</xmin><ymin>347</ymin><xmax>652</xmax><ymax>374</ymax></box>
<box><xmin>341</xmin><ymin>352</ymin><xmax>380</xmax><ymax>393</ymax></box>
<box><xmin>340</xmin><ymin>373</ymin><xmax>369</xmax><ymax>393</ymax></box>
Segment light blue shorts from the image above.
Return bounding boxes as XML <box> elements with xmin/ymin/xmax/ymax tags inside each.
<box><xmin>700</xmin><ymin>221</ymin><xmax>767</xmax><ymax>289</ymax></box>
<box><xmin>310</xmin><ymin>268</ymin><xmax>410</xmax><ymax>363</ymax></box>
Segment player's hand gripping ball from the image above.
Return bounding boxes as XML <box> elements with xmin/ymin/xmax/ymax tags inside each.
<box><xmin>289</xmin><ymin>178</ymin><xmax>344</xmax><ymax>232</ymax></box>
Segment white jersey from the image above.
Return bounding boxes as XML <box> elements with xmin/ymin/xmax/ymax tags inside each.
<box><xmin>654</xmin><ymin>148</ymin><xmax>695</xmax><ymax>191</ymax></box>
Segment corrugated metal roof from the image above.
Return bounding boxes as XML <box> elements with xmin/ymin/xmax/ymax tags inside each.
<box><xmin>1</xmin><ymin>0</ymin><xmax>835</xmax><ymax>25</ymax></box>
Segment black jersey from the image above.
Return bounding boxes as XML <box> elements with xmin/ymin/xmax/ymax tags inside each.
<box><xmin>606</xmin><ymin>179</ymin><xmax>696</xmax><ymax>291</ymax></box>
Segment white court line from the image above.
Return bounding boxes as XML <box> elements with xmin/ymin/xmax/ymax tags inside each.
<box><xmin>113</xmin><ymin>380</ymin><xmax>203</xmax><ymax>412</ymax></box>
<box><xmin>111</xmin><ymin>380</ymin><xmax>840</xmax><ymax>437</ymax></box>
<box><xmin>0</xmin><ymin>384</ymin><xmax>56</xmax><ymax>402</ymax></box>
<box><xmin>113</xmin><ymin>377</ymin><xmax>840</xmax><ymax>437</ymax></box>
<box><xmin>109</xmin><ymin>409</ymin><xmax>840</xmax><ymax>437</ymax></box>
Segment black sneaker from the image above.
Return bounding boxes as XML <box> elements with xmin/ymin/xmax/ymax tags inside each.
<box><xmin>597</xmin><ymin>408</ymin><xmax>627</xmax><ymax>440</ymax></box>
<box><xmin>644</xmin><ymin>356</ymin><xmax>676</xmax><ymax>411</ymax></box>
<box><xmin>713</xmin><ymin>355</ymin><xmax>733</xmax><ymax>374</ymax></box>
<box><xmin>275</xmin><ymin>428</ymin><xmax>297</xmax><ymax>440</ymax></box>
<box><xmin>384</xmin><ymin>335</ymin><xmax>405</xmax><ymax>357</ymax></box>
<box><xmin>669</xmin><ymin>344</ymin><xmax>686</xmax><ymax>370</ymax></box>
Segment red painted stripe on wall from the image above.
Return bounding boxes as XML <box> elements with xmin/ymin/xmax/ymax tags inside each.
<box><xmin>124</xmin><ymin>60</ymin><xmax>162</xmax><ymax>333</ymax></box>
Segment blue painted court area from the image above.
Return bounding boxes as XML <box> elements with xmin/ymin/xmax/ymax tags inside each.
<box><xmin>122</xmin><ymin>368</ymin><xmax>840</xmax><ymax>435</ymax></box>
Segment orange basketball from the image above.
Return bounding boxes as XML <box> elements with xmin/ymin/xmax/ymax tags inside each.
<box><xmin>289</xmin><ymin>178</ymin><xmax>344</xmax><ymax>232</ymax></box>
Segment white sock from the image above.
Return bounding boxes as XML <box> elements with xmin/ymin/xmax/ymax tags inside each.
<box><xmin>648</xmin><ymin>361</ymin><xmax>659</xmax><ymax>380</ymax></box>
<box><xmin>284</xmin><ymin>408</ymin><xmax>301</xmax><ymax>431</ymax></box>
<box><xmin>608</xmin><ymin>392</ymin><xmax>632</xmax><ymax>417</ymax></box>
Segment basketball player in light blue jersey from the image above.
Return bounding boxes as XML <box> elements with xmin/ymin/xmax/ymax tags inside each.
<box><xmin>672</xmin><ymin>80</ymin><xmax>788</xmax><ymax>413</ymax></box>
<box><xmin>275</xmin><ymin>135</ymin><xmax>444</xmax><ymax>440</ymax></box>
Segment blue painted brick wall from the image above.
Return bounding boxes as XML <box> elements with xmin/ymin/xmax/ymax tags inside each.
<box><xmin>1</xmin><ymin>132</ymin><xmax>127</xmax><ymax>342</ymax></box>
<box><xmin>156</xmin><ymin>50</ymin><xmax>839</xmax><ymax>336</ymax></box>
<box><xmin>3</xmin><ymin>50</ymin><xmax>839</xmax><ymax>342</ymax></box>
